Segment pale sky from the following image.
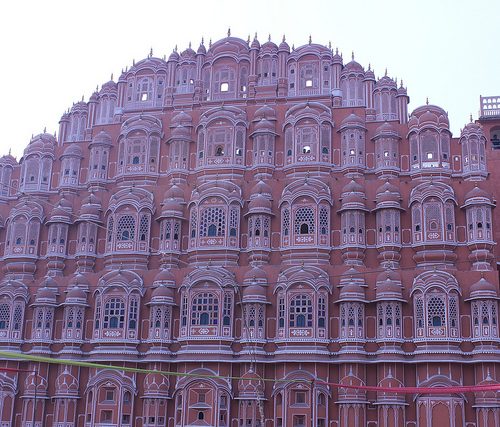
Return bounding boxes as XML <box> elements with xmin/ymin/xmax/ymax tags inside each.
<box><xmin>1</xmin><ymin>0</ymin><xmax>498</xmax><ymax>159</ymax></box>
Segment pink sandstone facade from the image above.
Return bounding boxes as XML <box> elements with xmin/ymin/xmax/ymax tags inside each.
<box><xmin>0</xmin><ymin>33</ymin><xmax>499</xmax><ymax>427</ymax></box>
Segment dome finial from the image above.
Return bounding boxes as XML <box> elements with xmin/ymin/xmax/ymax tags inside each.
<box><xmin>335</xmin><ymin>47</ymin><xmax>339</xmax><ymax>55</ymax></box>
<box><xmin>201</xmin><ymin>36</ymin><xmax>204</xmax><ymax>45</ymax></box>
<box><xmin>149</xmin><ymin>47</ymin><xmax>153</xmax><ymax>57</ymax></box>
<box><xmin>110</xmin><ymin>73</ymin><xmax>113</xmax><ymax>81</ymax></box>
<box><xmin>282</xmin><ymin>34</ymin><xmax>286</xmax><ymax>43</ymax></box>
<box><xmin>351</xmin><ymin>51</ymin><xmax>354</xmax><ymax>60</ymax></box>
<box><xmin>368</xmin><ymin>63</ymin><xmax>371</xmax><ymax>71</ymax></box>
<box><xmin>400</xmin><ymin>79</ymin><xmax>404</xmax><ymax>88</ymax></box>
<box><xmin>328</xmin><ymin>40</ymin><xmax>332</xmax><ymax>49</ymax></box>
<box><xmin>8</xmin><ymin>148</ymin><xmax>11</xmax><ymax>155</ymax></box>
<box><xmin>81</xmin><ymin>95</ymin><xmax>84</xmax><ymax>102</ymax></box>
<box><xmin>247</xmin><ymin>34</ymin><xmax>250</xmax><ymax>43</ymax></box>
<box><xmin>470</xmin><ymin>113</ymin><xmax>473</xmax><ymax>123</ymax></box>
<box><xmin>254</xmin><ymin>32</ymin><xmax>258</xmax><ymax>40</ymax></box>
<box><xmin>309</xmin><ymin>34</ymin><xmax>312</xmax><ymax>45</ymax></box>
<box><xmin>426</xmin><ymin>97</ymin><xmax>429</xmax><ymax>105</ymax></box>
<box><xmin>43</xmin><ymin>126</ymin><xmax>46</xmax><ymax>133</ymax></box>
<box><xmin>227</xmin><ymin>27</ymin><xmax>231</xmax><ymax>37</ymax></box>
<box><xmin>385</xmin><ymin>67</ymin><xmax>388</xmax><ymax>77</ymax></box>
<box><xmin>174</xmin><ymin>44</ymin><xmax>178</xmax><ymax>52</ymax></box>
<box><xmin>209</xmin><ymin>38</ymin><xmax>212</xmax><ymax>48</ymax></box>
<box><xmin>189</xmin><ymin>41</ymin><xmax>191</xmax><ymax>49</ymax></box>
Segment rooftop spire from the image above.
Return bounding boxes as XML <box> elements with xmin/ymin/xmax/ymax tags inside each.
<box><xmin>189</xmin><ymin>41</ymin><xmax>191</xmax><ymax>49</ymax></box>
<box><xmin>328</xmin><ymin>40</ymin><xmax>332</xmax><ymax>49</ymax></box>
<box><xmin>309</xmin><ymin>34</ymin><xmax>312</xmax><ymax>45</ymax></box>
<box><xmin>385</xmin><ymin>67</ymin><xmax>388</xmax><ymax>76</ymax></box>
<box><xmin>426</xmin><ymin>97</ymin><xmax>429</xmax><ymax>105</ymax></box>
<box><xmin>149</xmin><ymin>47</ymin><xmax>153</xmax><ymax>57</ymax></box>
<box><xmin>201</xmin><ymin>36</ymin><xmax>204</xmax><ymax>45</ymax></box>
<box><xmin>351</xmin><ymin>51</ymin><xmax>354</xmax><ymax>60</ymax></box>
<box><xmin>282</xmin><ymin>34</ymin><xmax>286</xmax><ymax>42</ymax></box>
<box><xmin>470</xmin><ymin>113</ymin><xmax>473</xmax><ymax>122</ymax></box>
<box><xmin>111</xmin><ymin>73</ymin><xmax>113</xmax><ymax>81</ymax></box>
<box><xmin>227</xmin><ymin>27</ymin><xmax>231</xmax><ymax>37</ymax></box>
<box><xmin>268</xmin><ymin>33</ymin><xmax>271</xmax><ymax>42</ymax></box>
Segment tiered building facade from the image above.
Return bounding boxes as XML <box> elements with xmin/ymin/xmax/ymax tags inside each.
<box><xmin>0</xmin><ymin>33</ymin><xmax>499</xmax><ymax>427</ymax></box>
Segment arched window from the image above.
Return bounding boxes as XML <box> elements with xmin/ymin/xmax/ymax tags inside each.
<box><xmin>289</xmin><ymin>294</ymin><xmax>313</xmax><ymax>327</ymax></box>
<box><xmin>191</xmin><ymin>292</ymin><xmax>219</xmax><ymax>326</ymax></box>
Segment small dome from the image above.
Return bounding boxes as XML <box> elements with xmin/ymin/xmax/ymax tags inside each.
<box><xmin>70</xmin><ymin>101</ymin><xmax>88</xmax><ymax>114</ymax></box>
<box><xmin>78</xmin><ymin>192</ymin><xmax>102</xmax><ymax>221</ymax></box>
<box><xmin>342</xmin><ymin>179</ymin><xmax>365</xmax><ymax>194</ymax></box>
<box><xmin>0</xmin><ymin>153</ymin><xmax>17</xmax><ymax>166</ymax></box>
<box><xmin>340</xmin><ymin>113</ymin><xmax>365</xmax><ymax>129</ymax></box>
<box><xmin>35</xmin><ymin>285</ymin><xmax>57</xmax><ymax>304</ymax></box>
<box><xmin>278</xmin><ymin>36</ymin><xmax>290</xmax><ymax>52</ymax></box>
<box><xmin>364</xmin><ymin>67</ymin><xmax>375</xmax><ymax>80</ymax></box>
<box><xmin>69</xmin><ymin>273</ymin><xmax>90</xmax><ymax>289</ymax></box>
<box><xmin>65</xmin><ymin>285</ymin><xmax>87</xmax><ymax>302</ymax></box>
<box><xmin>101</xmin><ymin>80</ymin><xmax>117</xmax><ymax>92</ymax></box>
<box><xmin>168</xmin><ymin>49</ymin><xmax>179</xmax><ymax>61</ymax></box>
<box><xmin>261</xmin><ymin>37</ymin><xmax>278</xmax><ymax>52</ymax></box>
<box><xmin>461</xmin><ymin>122</ymin><xmax>483</xmax><ymax>137</ymax></box>
<box><xmin>153</xmin><ymin>268</ymin><xmax>176</xmax><ymax>286</ymax></box>
<box><xmin>242</xmin><ymin>283</ymin><xmax>267</xmax><ymax>302</ymax></box>
<box><xmin>468</xmin><ymin>277</ymin><xmax>499</xmax><ymax>300</ymax></box>
<box><xmin>250</xmin><ymin>35</ymin><xmax>260</xmax><ymax>49</ymax></box>
<box><xmin>250</xmin><ymin>180</ymin><xmax>272</xmax><ymax>198</ymax></box>
<box><xmin>253</xmin><ymin>105</ymin><xmax>276</xmax><ymax>121</ymax></box>
<box><xmin>376</xmin><ymin>75</ymin><xmax>397</xmax><ymax>89</ymax></box>
<box><xmin>254</xmin><ymin>118</ymin><xmax>275</xmax><ymax>132</ymax></box>
<box><xmin>332</xmin><ymin>48</ymin><xmax>343</xmax><ymax>65</ymax></box>
<box><xmin>62</xmin><ymin>144</ymin><xmax>83</xmax><ymax>158</ymax></box>
<box><xmin>338</xmin><ymin>268</ymin><xmax>366</xmax><ymax>302</ymax></box>
<box><xmin>171</xmin><ymin>111</ymin><xmax>193</xmax><ymax>126</ymax></box>
<box><xmin>243</xmin><ymin>266</ymin><xmax>268</xmax><ymax>285</ymax></box>
<box><xmin>164</xmin><ymin>184</ymin><xmax>184</xmax><ymax>200</ymax></box>
<box><xmin>462</xmin><ymin>186</ymin><xmax>494</xmax><ymax>208</ymax></box>
<box><xmin>180</xmin><ymin>46</ymin><xmax>196</xmax><ymax>60</ymax></box>
<box><xmin>89</xmin><ymin>92</ymin><xmax>98</xmax><ymax>102</ymax></box>
<box><xmin>342</xmin><ymin>59</ymin><xmax>364</xmax><ymax>74</ymax></box>
<box><xmin>144</xmin><ymin>372</ymin><xmax>170</xmax><ymax>397</ymax></box>
<box><xmin>25</xmin><ymin>133</ymin><xmax>56</xmax><ymax>156</ymax></box>
<box><xmin>151</xmin><ymin>284</ymin><xmax>174</xmax><ymax>302</ymax></box>
<box><xmin>375</xmin><ymin>270</ymin><xmax>403</xmax><ymax>300</ymax></box>
<box><xmin>373</xmin><ymin>121</ymin><xmax>399</xmax><ymax>139</ymax></box>
<box><xmin>91</xmin><ymin>131</ymin><xmax>112</xmax><ymax>146</ymax></box>
<box><xmin>375</xmin><ymin>181</ymin><xmax>402</xmax><ymax>209</ymax></box>
<box><xmin>247</xmin><ymin>194</ymin><xmax>272</xmax><ymax>214</ymax></box>
<box><xmin>409</xmin><ymin>104</ymin><xmax>449</xmax><ymax>130</ymax></box>
<box><xmin>197</xmin><ymin>41</ymin><xmax>207</xmax><ymax>55</ymax></box>
<box><xmin>48</xmin><ymin>201</ymin><xmax>72</xmax><ymax>224</ymax></box>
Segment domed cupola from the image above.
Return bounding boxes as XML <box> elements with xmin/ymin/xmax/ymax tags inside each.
<box><xmin>197</xmin><ymin>39</ymin><xmax>207</xmax><ymax>55</ymax></box>
<box><xmin>150</xmin><ymin>283</ymin><xmax>175</xmax><ymax>305</ymax></box>
<box><xmin>143</xmin><ymin>372</ymin><xmax>170</xmax><ymax>398</ymax></box>
<box><xmin>152</xmin><ymin>268</ymin><xmax>176</xmax><ymax>288</ymax></box>
<box><xmin>363</xmin><ymin>64</ymin><xmax>375</xmax><ymax>81</ymax></box>
<box><xmin>159</xmin><ymin>185</ymin><xmax>186</xmax><ymax>219</ymax></box>
<box><xmin>261</xmin><ymin>35</ymin><xmax>278</xmax><ymax>53</ymax></box>
<box><xmin>339</xmin><ymin>180</ymin><xmax>367</xmax><ymax>211</ymax></box>
<box><xmin>375</xmin><ymin>269</ymin><xmax>404</xmax><ymax>301</ymax></box>
<box><xmin>68</xmin><ymin>272</ymin><xmax>90</xmax><ymax>290</ymax></box>
<box><xmin>250</xmin><ymin>180</ymin><xmax>272</xmax><ymax>199</ymax></box>
<box><xmin>247</xmin><ymin>194</ymin><xmax>273</xmax><ymax>216</ymax></box>
<box><xmin>463</xmin><ymin>185</ymin><xmax>494</xmax><ymax>207</ymax></box>
<box><xmin>375</xmin><ymin>181</ymin><xmax>402</xmax><ymax>210</ymax></box>
<box><xmin>0</xmin><ymin>152</ymin><xmax>17</xmax><ymax>167</ymax></box>
<box><xmin>337</xmin><ymin>267</ymin><xmax>367</xmax><ymax>303</ymax></box>
<box><xmin>34</xmin><ymin>282</ymin><xmax>58</xmax><ymax>306</ymax></box>
<box><xmin>168</xmin><ymin>47</ymin><xmax>179</xmax><ymax>62</ymax></box>
<box><xmin>78</xmin><ymin>192</ymin><xmax>102</xmax><ymax>223</ymax></box>
<box><xmin>91</xmin><ymin>130</ymin><xmax>112</xmax><ymax>147</ymax></box>
<box><xmin>467</xmin><ymin>276</ymin><xmax>499</xmax><ymax>301</ymax></box>
<box><xmin>278</xmin><ymin>35</ymin><xmax>290</xmax><ymax>53</ymax></box>
<box><xmin>24</xmin><ymin>132</ymin><xmax>56</xmax><ymax>157</ymax></box>
<box><xmin>180</xmin><ymin>45</ymin><xmax>196</xmax><ymax>61</ymax></box>
<box><xmin>64</xmin><ymin>285</ymin><xmax>88</xmax><ymax>306</ymax></box>
<box><xmin>253</xmin><ymin>105</ymin><xmax>276</xmax><ymax>122</ymax></box>
<box><xmin>250</xmin><ymin>33</ymin><xmax>261</xmax><ymax>50</ymax></box>
<box><xmin>47</xmin><ymin>197</ymin><xmax>73</xmax><ymax>225</ymax></box>
<box><xmin>242</xmin><ymin>266</ymin><xmax>268</xmax><ymax>304</ymax></box>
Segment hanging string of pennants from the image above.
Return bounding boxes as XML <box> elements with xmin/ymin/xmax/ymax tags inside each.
<box><xmin>0</xmin><ymin>350</ymin><xmax>497</xmax><ymax>395</ymax></box>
